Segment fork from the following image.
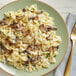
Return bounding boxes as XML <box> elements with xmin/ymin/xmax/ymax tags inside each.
<box><xmin>64</xmin><ymin>23</ymin><xmax>76</xmax><ymax>76</ymax></box>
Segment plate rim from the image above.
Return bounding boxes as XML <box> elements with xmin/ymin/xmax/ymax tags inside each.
<box><xmin>0</xmin><ymin>0</ymin><xmax>69</xmax><ymax>76</ymax></box>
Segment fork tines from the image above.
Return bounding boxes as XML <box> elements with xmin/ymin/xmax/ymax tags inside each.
<box><xmin>72</xmin><ymin>22</ymin><xmax>76</xmax><ymax>34</ymax></box>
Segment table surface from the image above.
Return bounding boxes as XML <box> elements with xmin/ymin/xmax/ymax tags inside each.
<box><xmin>0</xmin><ymin>0</ymin><xmax>76</xmax><ymax>76</ymax></box>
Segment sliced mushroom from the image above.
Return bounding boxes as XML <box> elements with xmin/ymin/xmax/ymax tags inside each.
<box><xmin>30</xmin><ymin>56</ymin><xmax>41</xmax><ymax>65</ymax></box>
<box><xmin>22</xmin><ymin>8</ymin><xmax>26</xmax><ymax>12</ymax></box>
<box><xmin>16</xmin><ymin>15</ymin><xmax>25</xmax><ymax>20</ymax></box>
<box><xmin>0</xmin><ymin>21</ymin><xmax>2</xmax><ymax>24</ymax></box>
<box><xmin>22</xmin><ymin>27</ymin><xmax>30</xmax><ymax>36</ymax></box>
<box><xmin>6</xmin><ymin>37</ymin><xmax>15</xmax><ymax>44</ymax></box>
<box><xmin>10</xmin><ymin>23</ymin><xmax>18</xmax><ymax>28</ymax></box>
<box><xmin>48</xmin><ymin>46</ymin><xmax>59</xmax><ymax>52</ymax></box>
<box><xmin>15</xmin><ymin>28</ymin><xmax>22</xmax><ymax>31</ymax></box>
<box><xmin>22</xmin><ymin>50</ymin><xmax>27</xmax><ymax>53</ymax></box>
<box><xmin>0</xmin><ymin>22</ymin><xmax>5</xmax><ymax>26</ymax></box>
<box><xmin>23</xmin><ymin>56</ymin><xmax>41</xmax><ymax>65</ymax></box>
<box><xmin>22</xmin><ymin>45</ymin><xmax>36</xmax><ymax>54</ymax></box>
<box><xmin>6</xmin><ymin>37</ymin><xmax>12</xmax><ymax>43</ymax></box>
<box><xmin>28</xmin><ymin>16</ymin><xmax>35</xmax><ymax>20</ymax></box>
<box><xmin>40</xmin><ymin>24</ymin><xmax>57</xmax><ymax>33</ymax></box>
<box><xmin>48</xmin><ymin>48</ymin><xmax>52</xmax><ymax>52</ymax></box>
<box><xmin>46</xmin><ymin>35</ymin><xmax>52</xmax><ymax>40</ymax></box>
<box><xmin>34</xmin><ymin>16</ymin><xmax>39</xmax><ymax>20</ymax></box>
<box><xmin>8</xmin><ymin>50</ymin><xmax>13</xmax><ymax>55</ymax></box>
<box><xmin>27</xmin><ymin>45</ymin><xmax>33</xmax><ymax>51</ymax></box>
<box><xmin>22</xmin><ymin>45</ymin><xmax>33</xmax><ymax>54</ymax></box>
<box><xmin>1</xmin><ymin>46</ymin><xmax>8</xmax><ymax>54</ymax></box>
<box><xmin>0</xmin><ymin>18</ymin><xmax>8</xmax><ymax>25</ymax></box>
<box><xmin>39</xmin><ymin>24</ymin><xmax>47</xmax><ymax>33</ymax></box>
<box><xmin>22</xmin><ymin>61</ymin><xmax>29</xmax><ymax>65</ymax></box>
<box><xmin>0</xmin><ymin>44</ymin><xmax>10</xmax><ymax>54</ymax></box>
<box><xmin>22</xmin><ymin>29</ymin><xmax>30</xmax><ymax>37</ymax></box>
<box><xmin>28</xmin><ymin>16</ymin><xmax>39</xmax><ymax>20</ymax></box>
<box><xmin>10</xmin><ymin>23</ymin><xmax>22</xmax><ymax>31</ymax></box>
<box><xmin>5</xmin><ymin>36</ymin><xmax>19</xmax><ymax>46</ymax></box>
<box><xmin>52</xmin><ymin>46</ymin><xmax>59</xmax><ymax>51</ymax></box>
<box><xmin>46</xmin><ymin>26</ymin><xmax>57</xmax><ymax>31</ymax></box>
<box><xmin>37</xmin><ymin>10</ymin><xmax>43</xmax><ymax>14</ymax></box>
<box><xmin>22</xmin><ymin>50</ymin><xmax>29</xmax><ymax>54</ymax></box>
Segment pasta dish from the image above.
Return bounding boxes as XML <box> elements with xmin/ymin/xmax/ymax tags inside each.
<box><xmin>0</xmin><ymin>5</ymin><xmax>61</xmax><ymax>72</ymax></box>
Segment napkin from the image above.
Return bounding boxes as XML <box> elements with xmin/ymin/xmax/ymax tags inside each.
<box><xmin>54</xmin><ymin>13</ymin><xmax>76</xmax><ymax>76</ymax></box>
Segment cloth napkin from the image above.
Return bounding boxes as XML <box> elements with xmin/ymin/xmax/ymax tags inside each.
<box><xmin>54</xmin><ymin>13</ymin><xmax>76</xmax><ymax>76</ymax></box>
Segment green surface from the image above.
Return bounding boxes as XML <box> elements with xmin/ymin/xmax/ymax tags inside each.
<box><xmin>0</xmin><ymin>0</ymin><xmax>68</xmax><ymax>76</ymax></box>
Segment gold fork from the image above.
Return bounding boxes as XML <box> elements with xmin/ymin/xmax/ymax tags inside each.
<box><xmin>64</xmin><ymin>23</ymin><xmax>76</xmax><ymax>76</ymax></box>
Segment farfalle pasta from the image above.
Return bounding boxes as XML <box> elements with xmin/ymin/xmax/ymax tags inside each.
<box><xmin>0</xmin><ymin>4</ymin><xmax>61</xmax><ymax>72</ymax></box>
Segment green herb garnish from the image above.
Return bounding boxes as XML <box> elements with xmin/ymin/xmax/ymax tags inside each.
<box><xmin>32</xmin><ymin>8</ymin><xmax>35</xmax><ymax>11</ymax></box>
<box><xmin>54</xmin><ymin>54</ymin><xmax>56</xmax><ymax>57</ymax></box>
<box><xmin>9</xmin><ymin>12</ymin><xmax>11</xmax><ymax>16</ymax></box>
<box><xmin>17</xmin><ymin>11</ymin><xmax>20</xmax><ymax>13</ymax></box>
<box><xmin>24</xmin><ymin>17</ymin><xmax>28</xmax><ymax>22</ymax></box>
<box><xmin>0</xmin><ymin>46</ymin><xmax>2</xmax><ymax>52</ymax></box>
<box><xmin>24</xmin><ymin>17</ymin><xmax>27</xmax><ymax>21</ymax></box>
<box><xmin>46</xmin><ymin>52</ymin><xmax>50</xmax><ymax>58</ymax></box>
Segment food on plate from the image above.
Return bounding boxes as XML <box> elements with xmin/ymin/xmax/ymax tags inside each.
<box><xmin>0</xmin><ymin>4</ymin><xmax>61</xmax><ymax>72</ymax></box>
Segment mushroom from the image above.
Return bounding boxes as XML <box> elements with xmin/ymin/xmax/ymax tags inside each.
<box><xmin>22</xmin><ymin>8</ymin><xmax>26</xmax><ymax>12</ymax></box>
<box><xmin>22</xmin><ymin>45</ymin><xmax>37</xmax><ymax>54</ymax></box>
<box><xmin>30</xmin><ymin>56</ymin><xmax>41</xmax><ymax>65</ymax></box>
<box><xmin>10</xmin><ymin>23</ymin><xmax>22</xmax><ymax>31</ymax></box>
<box><xmin>6</xmin><ymin>37</ymin><xmax>15</xmax><ymax>44</ymax></box>
<box><xmin>34</xmin><ymin>16</ymin><xmax>39</xmax><ymax>20</ymax></box>
<box><xmin>23</xmin><ymin>56</ymin><xmax>41</xmax><ymax>65</ymax></box>
<box><xmin>0</xmin><ymin>43</ymin><xmax>7</xmax><ymax>54</ymax></box>
<box><xmin>39</xmin><ymin>24</ymin><xmax>47</xmax><ymax>33</ymax></box>
<box><xmin>22</xmin><ymin>29</ymin><xmax>30</xmax><ymax>37</ymax></box>
<box><xmin>46</xmin><ymin>35</ymin><xmax>52</xmax><ymax>40</ymax></box>
<box><xmin>0</xmin><ymin>18</ymin><xmax>8</xmax><ymax>26</ymax></box>
<box><xmin>37</xmin><ymin>10</ymin><xmax>43</xmax><ymax>14</ymax></box>
<box><xmin>16</xmin><ymin>15</ymin><xmax>25</xmax><ymax>20</ymax></box>
<box><xmin>52</xmin><ymin>46</ymin><xmax>59</xmax><ymax>51</ymax></box>
<box><xmin>6</xmin><ymin>37</ymin><xmax>12</xmax><ymax>43</ymax></box>
<box><xmin>0</xmin><ymin>44</ymin><xmax>12</xmax><ymax>54</ymax></box>
<box><xmin>1</xmin><ymin>46</ymin><xmax>8</xmax><ymax>54</ymax></box>
<box><xmin>28</xmin><ymin>17</ymin><xmax>35</xmax><ymax>20</ymax></box>
<box><xmin>48</xmin><ymin>48</ymin><xmax>52</xmax><ymax>52</ymax></box>
<box><xmin>48</xmin><ymin>46</ymin><xmax>59</xmax><ymax>52</ymax></box>
<box><xmin>5</xmin><ymin>36</ymin><xmax>19</xmax><ymax>46</ymax></box>
<box><xmin>28</xmin><ymin>16</ymin><xmax>39</xmax><ymax>20</ymax></box>
<box><xmin>40</xmin><ymin>24</ymin><xmax>57</xmax><ymax>33</ymax></box>
<box><xmin>22</xmin><ymin>45</ymin><xmax>33</xmax><ymax>54</ymax></box>
<box><xmin>8</xmin><ymin>50</ymin><xmax>13</xmax><ymax>55</ymax></box>
<box><xmin>46</xmin><ymin>26</ymin><xmax>57</xmax><ymax>31</ymax></box>
<box><xmin>23</xmin><ymin>61</ymin><xmax>29</xmax><ymax>65</ymax></box>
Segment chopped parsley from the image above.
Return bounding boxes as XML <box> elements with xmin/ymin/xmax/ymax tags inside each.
<box><xmin>17</xmin><ymin>11</ymin><xmax>20</xmax><ymax>13</ymax></box>
<box><xmin>54</xmin><ymin>54</ymin><xmax>57</xmax><ymax>57</ymax></box>
<box><xmin>46</xmin><ymin>52</ymin><xmax>50</xmax><ymax>58</ymax></box>
<box><xmin>9</xmin><ymin>12</ymin><xmax>11</xmax><ymax>16</ymax></box>
<box><xmin>0</xmin><ymin>46</ymin><xmax>1</xmax><ymax>52</ymax></box>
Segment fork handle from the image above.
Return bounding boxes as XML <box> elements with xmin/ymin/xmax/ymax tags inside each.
<box><xmin>64</xmin><ymin>40</ymin><xmax>75</xmax><ymax>76</ymax></box>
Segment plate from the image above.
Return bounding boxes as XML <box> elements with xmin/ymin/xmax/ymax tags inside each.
<box><xmin>0</xmin><ymin>0</ymin><xmax>69</xmax><ymax>76</ymax></box>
